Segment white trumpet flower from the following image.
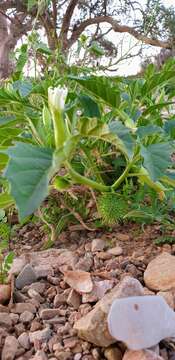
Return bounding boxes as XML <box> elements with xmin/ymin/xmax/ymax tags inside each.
<box><xmin>48</xmin><ymin>86</ymin><xmax>68</xmax><ymax>112</ymax></box>
<box><xmin>48</xmin><ymin>86</ymin><xmax>68</xmax><ymax>149</ymax></box>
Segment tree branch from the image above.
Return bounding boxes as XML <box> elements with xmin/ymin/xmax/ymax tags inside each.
<box><xmin>59</xmin><ymin>0</ymin><xmax>79</xmax><ymax>46</ymax></box>
<box><xmin>68</xmin><ymin>15</ymin><xmax>173</xmax><ymax>50</ymax></box>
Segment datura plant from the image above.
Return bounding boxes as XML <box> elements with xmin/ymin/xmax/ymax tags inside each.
<box><xmin>1</xmin><ymin>61</ymin><xmax>175</xmax><ymax>222</ymax></box>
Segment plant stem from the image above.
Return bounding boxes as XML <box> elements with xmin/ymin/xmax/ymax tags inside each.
<box><xmin>66</xmin><ymin>162</ymin><xmax>111</xmax><ymax>192</ymax></box>
<box><xmin>52</xmin><ymin>110</ymin><xmax>67</xmax><ymax>149</ymax></box>
<box><xmin>111</xmin><ymin>161</ymin><xmax>134</xmax><ymax>190</ymax></box>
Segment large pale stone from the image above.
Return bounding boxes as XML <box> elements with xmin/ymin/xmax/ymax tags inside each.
<box><xmin>123</xmin><ymin>350</ymin><xmax>163</xmax><ymax>360</ymax></box>
<box><xmin>1</xmin><ymin>335</ymin><xmax>19</xmax><ymax>360</ymax></box>
<box><xmin>30</xmin><ymin>249</ymin><xmax>78</xmax><ymax>270</ymax></box>
<box><xmin>144</xmin><ymin>253</ymin><xmax>175</xmax><ymax>291</ymax></box>
<box><xmin>108</xmin><ymin>295</ymin><xmax>175</xmax><ymax>350</ymax></box>
<box><xmin>74</xmin><ymin>276</ymin><xmax>144</xmax><ymax>347</ymax></box>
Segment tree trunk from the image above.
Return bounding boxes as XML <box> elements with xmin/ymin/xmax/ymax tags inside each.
<box><xmin>0</xmin><ymin>13</ymin><xmax>15</xmax><ymax>79</ymax></box>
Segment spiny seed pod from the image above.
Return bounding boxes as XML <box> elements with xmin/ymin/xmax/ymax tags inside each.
<box><xmin>97</xmin><ymin>193</ymin><xmax>128</xmax><ymax>226</ymax></box>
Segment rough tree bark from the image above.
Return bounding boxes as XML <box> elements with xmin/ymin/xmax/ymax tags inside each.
<box><xmin>0</xmin><ymin>13</ymin><xmax>14</xmax><ymax>79</ymax></box>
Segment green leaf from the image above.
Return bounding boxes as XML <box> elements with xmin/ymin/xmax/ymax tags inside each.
<box><xmin>0</xmin><ymin>127</ymin><xmax>23</xmax><ymax>146</ymax></box>
<box><xmin>13</xmin><ymin>81</ymin><xmax>32</xmax><ymax>97</ymax></box>
<box><xmin>70</xmin><ymin>76</ymin><xmax>121</xmax><ymax>108</ymax></box>
<box><xmin>14</xmin><ymin>44</ymin><xmax>28</xmax><ymax>77</ymax></box>
<box><xmin>164</xmin><ymin>120</ymin><xmax>175</xmax><ymax>139</ymax></box>
<box><xmin>4</xmin><ymin>143</ymin><xmax>53</xmax><ymax>219</ymax></box>
<box><xmin>109</xmin><ymin>121</ymin><xmax>134</xmax><ymax>159</ymax></box>
<box><xmin>136</xmin><ymin>125</ymin><xmax>164</xmax><ymax>140</ymax></box>
<box><xmin>79</xmin><ymin>95</ymin><xmax>101</xmax><ymax>118</ymax></box>
<box><xmin>0</xmin><ymin>193</ymin><xmax>14</xmax><ymax>209</ymax></box>
<box><xmin>141</xmin><ymin>102</ymin><xmax>174</xmax><ymax>116</ymax></box>
<box><xmin>3</xmin><ymin>252</ymin><xmax>14</xmax><ymax>273</ymax></box>
<box><xmin>141</xmin><ymin>143</ymin><xmax>172</xmax><ymax>181</ymax></box>
<box><xmin>161</xmin><ymin>170</ymin><xmax>175</xmax><ymax>187</ymax></box>
<box><xmin>77</xmin><ymin>118</ymin><xmax>130</xmax><ymax>158</ymax></box>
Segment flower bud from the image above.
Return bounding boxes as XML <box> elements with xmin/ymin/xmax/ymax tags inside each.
<box><xmin>48</xmin><ymin>86</ymin><xmax>68</xmax><ymax>112</ymax></box>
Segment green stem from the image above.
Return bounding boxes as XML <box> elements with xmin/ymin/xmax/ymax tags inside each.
<box><xmin>52</xmin><ymin>110</ymin><xmax>67</xmax><ymax>149</ymax></box>
<box><xmin>111</xmin><ymin>161</ymin><xmax>134</xmax><ymax>190</ymax></box>
<box><xmin>66</xmin><ymin>162</ymin><xmax>111</xmax><ymax>192</ymax></box>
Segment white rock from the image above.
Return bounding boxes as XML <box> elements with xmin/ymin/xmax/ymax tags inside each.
<box><xmin>157</xmin><ymin>291</ymin><xmax>174</xmax><ymax>309</ymax></box>
<box><xmin>108</xmin><ymin>295</ymin><xmax>175</xmax><ymax>350</ymax></box>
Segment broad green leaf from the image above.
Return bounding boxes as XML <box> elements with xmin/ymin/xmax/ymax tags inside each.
<box><xmin>77</xmin><ymin>118</ymin><xmax>130</xmax><ymax>159</ymax></box>
<box><xmin>0</xmin><ymin>193</ymin><xmax>14</xmax><ymax>209</ymax></box>
<box><xmin>4</xmin><ymin>143</ymin><xmax>53</xmax><ymax>219</ymax></box>
<box><xmin>70</xmin><ymin>76</ymin><xmax>120</xmax><ymax>108</ymax></box>
<box><xmin>141</xmin><ymin>143</ymin><xmax>172</xmax><ymax>181</ymax></box>
<box><xmin>136</xmin><ymin>125</ymin><xmax>164</xmax><ymax>140</ymax></box>
<box><xmin>13</xmin><ymin>81</ymin><xmax>32</xmax><ymax>97</ymax></box>
<box><xmin>79</xmin><ymin>95</ymin><xmax>101</xmax><ymax>118</ymax></box>
<box><xmin>164</xmin><ymin>120</ymin><xmax>175</xmax><ymax>139</ymax></box>
<box><xmin>109</xmin><ymin>121</ymin><xmax>134</xmax><ymax>158</ymax></box>
<box><xmin>161</xmin><ymin>170</ymin><xmax>175</xmax><ymax>187</ymax></box>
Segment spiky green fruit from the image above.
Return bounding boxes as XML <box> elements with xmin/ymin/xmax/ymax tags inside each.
<box><xmin>97</xmin><ymin>193</ymin><xmax>128</xmax><ymax>225</ymax></box>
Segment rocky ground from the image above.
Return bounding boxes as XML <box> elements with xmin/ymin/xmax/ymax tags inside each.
<box><xmin>1</xmin><ymin>222</ymin><xmax>175</xmax><ymax>360</ymax></box>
